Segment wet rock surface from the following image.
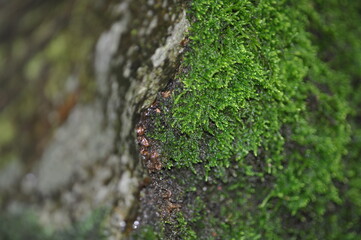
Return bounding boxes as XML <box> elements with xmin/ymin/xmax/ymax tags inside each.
<box><xmin>130</xmin><ymin>77</ymin><xmax>198</xmax><ymax>239</ymax></box>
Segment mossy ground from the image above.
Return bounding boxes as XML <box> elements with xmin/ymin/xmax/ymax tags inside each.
<box><xmin>133</xmin><ymin>0</ymin><xmax>361</xmax><ymax>239</ymax></box>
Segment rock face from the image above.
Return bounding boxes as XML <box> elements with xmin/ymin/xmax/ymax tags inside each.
<box><xmin>2</xmin><ymin>1</ymin><xmax>361</xmax><ymax>239</ymax></box>
<box><xmin>0</xmin><ymin>0</ymin><xmax>189</xmax><ymax>238</ymax></box>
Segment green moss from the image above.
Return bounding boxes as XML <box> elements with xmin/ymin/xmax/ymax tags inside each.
<box><xmin>132</xmin><ymin>226</ymin><xmax>162</xmax><ymax>240</ymax></box>
<box><xmin>150</xmin><ymin>0</ymin><xmax>361</xmax><ymax>239</ymax></box>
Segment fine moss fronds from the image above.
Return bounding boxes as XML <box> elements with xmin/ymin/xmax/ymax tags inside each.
<box><xmin>146</xmin><ymin>0</ymin><xmax>361</xmax><ymax>238</ymax></box>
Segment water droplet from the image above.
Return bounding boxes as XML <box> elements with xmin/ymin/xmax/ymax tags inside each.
<box><xmin>133</xmin><ymin>220</ymin><xmax>140</xmax><ymax>229</ymax></box>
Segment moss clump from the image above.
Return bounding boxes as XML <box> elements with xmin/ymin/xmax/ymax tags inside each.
<box><xmin>149</xmin><ymin>0</ymin><xmax>361</xmax><ymax>239</ymax></box>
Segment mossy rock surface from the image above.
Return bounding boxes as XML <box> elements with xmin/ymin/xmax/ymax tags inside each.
<box><xmin>133</xmin><ymin>0</ymin><xmax>361</xmax><ymax>239</ymax></box>
<box><xmin>1</xmin><ymin>0</ymin><xmax>361</xmax><ymax>239</ymax></box>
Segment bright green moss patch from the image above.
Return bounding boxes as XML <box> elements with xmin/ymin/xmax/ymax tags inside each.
<box><xmin>150</xmin><ymin>0</ymin><xmax>361</xmax><ymax>238</ymax></box>
<box><xmin>161</xmin><ymin>0</ymin><xmax>351</xmax><ymax>212</ymax></box>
